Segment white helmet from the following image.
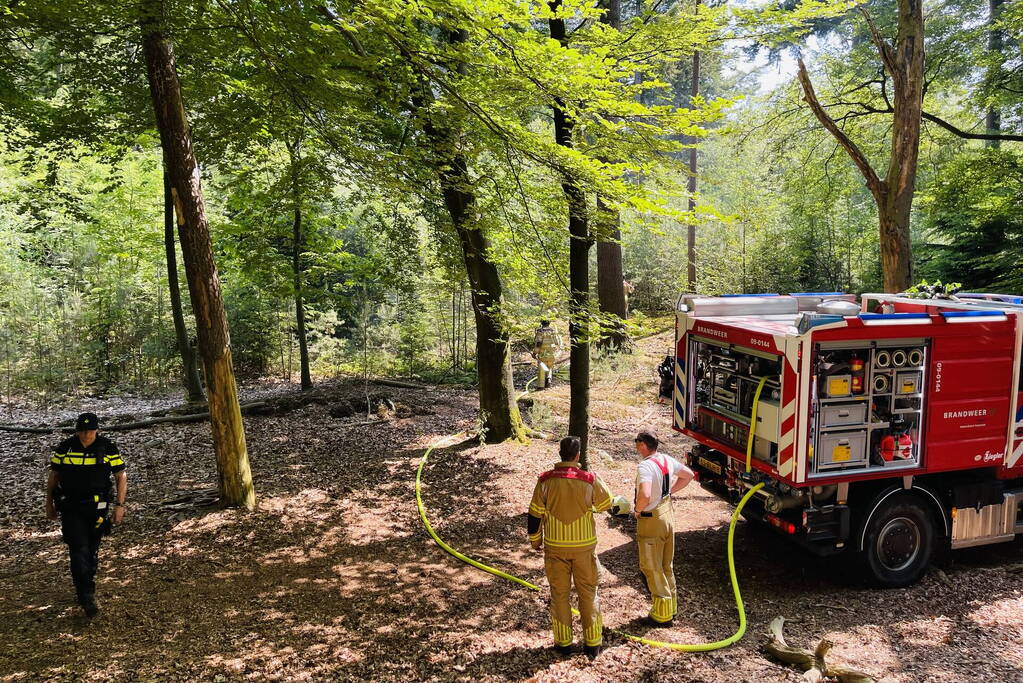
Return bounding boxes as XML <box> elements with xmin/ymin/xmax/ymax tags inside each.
<box><xmin>610</xmin><ymin>495</ymin><xmax>632</xmax><ymax>516</ymax></box>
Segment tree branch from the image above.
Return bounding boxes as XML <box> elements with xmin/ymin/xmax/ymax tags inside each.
<box><xmin>796</xmin><ymin>58</ymin><xmax>885</xmax><ymax>199</ymax></box>
<box><xmin>921</xmin><ymin>111</ymin><xmax>1023</xmax><ymax>142</ymax></box>
<box><xmin>859</xmin><ymin>7</ymin><xmax>898</xmax><ymax>77</ymax></box>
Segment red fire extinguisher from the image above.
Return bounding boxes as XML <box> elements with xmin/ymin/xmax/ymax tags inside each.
<box><xmin>850</xmin><ymin>354</ymin><xmax>865</xmax><ymax>395</ymax></box>
<box><xmin>880</xmin><ymin>433</ymin><xmax>897</xmax><ymax>462</ymax></box>
<box><xmin>897</xmin><ymin>431</ymin><xmax>913</xmax><ymax>459</ymax></box>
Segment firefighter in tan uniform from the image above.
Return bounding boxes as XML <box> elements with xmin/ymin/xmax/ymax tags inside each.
<box><xmin>632</xmin><ymin>430</ymin><xmax>694</xmax><ymax>626</ymax></box>
<box><xmin>532</xmin><ymin>320</ymin><xmax>562</xmax><ymax>389</ymax></box>
<box><xmin>527</xmin><ymin>436</ymin><xmax>614</xmax><ymax>657</ymax></box>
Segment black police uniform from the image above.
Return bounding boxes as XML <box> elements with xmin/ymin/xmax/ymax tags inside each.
<box><xmin>50</xmin><ymin>435</ymin><xmax>125</xmax><ymax>602</ymax></box>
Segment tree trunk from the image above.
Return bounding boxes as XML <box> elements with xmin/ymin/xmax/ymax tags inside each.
<box><xmin>880</xmin><ymin>0</ymin><xmax>923</xmax><ymax>293</ymax></box>
<box><xmin>288</xmin><ymin>144</ymin><xmax>313</xmax><ymax>391</ymax></box>
<box><xmin>293</xmin><ymin>203</ymin><xmax>312</xmax><ymax>390</ymax></box>
<box><xmin>433</xmin><ymin>144</ymin><xmax>525</xmax><ymax>442</ymax></box>
<box><xmin>595</xmin><ymin>0</ymin><xmax>629</xmax><ymax>352</ymax></box>
<box><xmin>142</xmin><ymin>5</ymin><xmax>255</xmax><ymax>509</ymax></box>
<box><xmin>551</xmin><ymin>2</ymin><xmax>592</xmax><ymax>467</ymax></box>
<box><xmin>418</xmin><ymin>31</ymin><xmax>525</xmax><ymax>443</ymax></box>
<box><xmin>796</xmin><ymin>1</ymin><xmax>922</xmax><ymax>293</ymax></box>
<box><xmin>596</xmin><ymin>200</ymin><xmax>628</xmax><ymax>350</ymax></box>
<box><xmin>687</xmin><ymin>29</ymin><xmax>700</xmax><ymax>290</ymax></box>
<box><xmin>986</xmin><ymin>0</ymin><xmax>1004</xmax><ymax>148</ymax></box>
<box><xmin>164</xmin><ymin>163</ymin><xmax>205</xmax><ymax>404</ymax></box>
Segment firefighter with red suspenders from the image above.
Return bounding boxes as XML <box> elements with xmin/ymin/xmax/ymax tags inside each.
<box><xmin>527</xmin><ymin>436</ymin><xmax>615</xmax><ymax>658</ymax></box>
<box><xmin>632</xmin><ymin>430</ymin><xmax>694</xmax><ymax>627</ymax></box>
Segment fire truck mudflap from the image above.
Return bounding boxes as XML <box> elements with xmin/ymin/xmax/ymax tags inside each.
<box><xmin>674</xmin><ymin>291</ymin><xmax>1023</xmax><ymax>587</ymax></box>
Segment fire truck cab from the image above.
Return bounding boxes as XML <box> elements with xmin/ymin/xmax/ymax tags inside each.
<box><xmin>674</xmin><ymin>291</ymin><xmax>1023</xmax><ymax>586</ymax></box>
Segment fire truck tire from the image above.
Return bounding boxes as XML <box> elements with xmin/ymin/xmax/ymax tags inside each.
<box><xmin>861</xmin><ymin>494</ymin><xmax>934</xmax><ymax>587</ymax></box>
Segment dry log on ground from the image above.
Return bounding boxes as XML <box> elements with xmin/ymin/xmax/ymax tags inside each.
<box><xmin>762</xmin><ymin>616</ymin><xmax>874</xmax><ymax>683</ymax></box>
<box><xmin>0</xmin><ymin>401</ymin><xmax>266</xmax><ymax>434</ymax></box>
<box><xmin>369</xmin><ymin>378</ymin><xmax>431</xmax><ymax>390</ymax></box>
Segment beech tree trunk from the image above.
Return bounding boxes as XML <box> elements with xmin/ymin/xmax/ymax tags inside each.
<box><xmin>164</xmin><ymin>163</ymin><xmax>205</xmax><ymax>404</ymax></box>
<box><xmin>550</xmin><ymin>2</ymin><xmax>592</xmax><ymax>467</ymax></box>
<box><xmin>417</xmin><ymin>33</ymin><xmax>525</xmax><ymax>443</ymax></box>
<box><xmin>796</xmin><ymin>0</ymin><xmax>922</xmax><ymax>293</ymax></box>
<box><xmin>142</xmin><ymin>5</ymin><xmax>255</xmax><ymax>509</ymax></box>
<box><xmin>595</xmin><ymin>0</ymin><xmax>629</xmax><ymax>351</ymax></box>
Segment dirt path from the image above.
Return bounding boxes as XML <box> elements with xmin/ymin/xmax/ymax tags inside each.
<box><xmin>2</xmin><ymin>332</ymin><xmax>1022</xmax><ymax>681</ymax></box>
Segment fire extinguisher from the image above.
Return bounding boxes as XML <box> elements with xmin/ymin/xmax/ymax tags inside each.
<box><xmin>879</xmin><ymin>433</ymin><xmax>898</xmax><ymax>462</ymax></box>
<box><xmin>850</xmin><ymin>354</ymin><xmax>865</xmax><ymax>395</ymax></box>
<box><xmin>897</xmin><ymin>431</ymin><xmax>913</xmax><ymax>459</ymax></box>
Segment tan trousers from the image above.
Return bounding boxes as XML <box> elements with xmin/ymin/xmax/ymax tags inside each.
<box><xmin>636</xmin><ymin>499</ymin><xmax>677</xmax><ymax>622</ymax></box>
<box><xmin>537</xmin><ymin>353</ymin><xmax>555</xmax><ymax>387</ymax></box>
<box><xmin>544</xmin><ymin>547</ymin><xmax>602</xmax><ymax>646</ymax></box>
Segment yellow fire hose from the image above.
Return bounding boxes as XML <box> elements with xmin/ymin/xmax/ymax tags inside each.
<box><xmin>415</xmin><ymin>428</ymin><xmax>767</xmax><ymax>651</ymax></box>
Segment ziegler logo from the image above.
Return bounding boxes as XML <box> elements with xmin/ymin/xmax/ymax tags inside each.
<box><xmin>695</xmin><ymin>326</ymin><xmax>728</xmax><ymax>339</ymax></box>
<box><xmin>944</xmin><ymin>409</ymin><xmax>988</xmax><ymax>419</ymax></box>
<box><xmin>973</xmin><ymin>450</ymin><xmax>1004</xmax><ymax>463</ymax></box>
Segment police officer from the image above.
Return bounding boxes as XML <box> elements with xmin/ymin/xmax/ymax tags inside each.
<box><xmin>532</xmin><ymin>320</ymin><xmax>563</xmax><ymax>389</ymax></box>
<box><xmin>527</xmin><ymin>436</ymin><xmax>614</xmax><ymax>657</ymax></box>
<box><xmin>632</xmin><ymin>430</ymin><xmax>693</xmax><ymax>627</ymax></box>
<box><xmin>44</xmin><ymin>413</ymin><xmax>127</xmax><ymax>617</ymax></box>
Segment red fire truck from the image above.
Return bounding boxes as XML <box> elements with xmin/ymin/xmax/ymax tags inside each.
<box><xmin>674</xmin><ymin>292</ymin><xmax>1023</xmax><ymax>586</ymax></box>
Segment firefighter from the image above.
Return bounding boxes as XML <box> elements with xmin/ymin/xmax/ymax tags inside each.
<box><xmin>532</xmin><ymin>320</ymin><xmax>562</xmax><ymax>389</ymax></box>
<box><xmin>527</xmin><ymin>436</ymin><xmax>615</xmax><ymax>658</ymax></box>
<box><xmin>44</xmin><ymin>413</ymin><xmax>127</xmax><ymax>618</ymax></box>
<box><xmin>632</xmin><ymin>430</ymin><xmax>693</xmax><ymax>626</ymax></box>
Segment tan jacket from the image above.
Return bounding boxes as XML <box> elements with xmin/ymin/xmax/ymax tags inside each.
<box><xmin>527</xmin><ymin>462</ymin><xmax>613</xmax><ymax>552</ymax></box>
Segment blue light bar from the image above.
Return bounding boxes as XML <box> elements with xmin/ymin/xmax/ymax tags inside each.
<box><xmin>859</xmin><ymin>313</ymin><xmax>930</xmax><ymax>320</ymax></box>
<box><xmin>941</xmin><ymin>311</ymin><xmax>1007</xmax><ymax>320</ymax></box>
<box><xmin>790</xmin><ymin>292</ymin><xmax>846</xmax><ymax>296</ymax></box>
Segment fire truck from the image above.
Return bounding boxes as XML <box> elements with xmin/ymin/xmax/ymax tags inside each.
<box><xmin>673</xmin><ymin>291</ymin><xmax>1023</xmax><ymax>586</ymax></box>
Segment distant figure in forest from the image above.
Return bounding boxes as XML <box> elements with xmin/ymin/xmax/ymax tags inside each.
<box><xmin>45</xmin><ymin>413</ymin><xmax>127</xmax><ymax>618</ymax></box>
<box><xmin>631</xmin><ymin>430</ymin><xmax>693</xmax><ymax>627</ymax></box>
<box><xmin>623</xmin><ymin>277</ymin><xmax>635</xmax><ymax>316</ymax></box>
<box><xmin>532</xmin><ymin>320</ymin><xmax>563</xmax><ymax>389</ymax></box>
<box><xmin>527</xmin><ymin>436</ymin><xmax>615</xmax><ymax>658</ymax></box>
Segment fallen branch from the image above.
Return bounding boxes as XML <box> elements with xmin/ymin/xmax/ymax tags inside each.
<box><xmin>0</xmin><ymin>401</ymin><xmax>268</xmax><ymax>434</ymax></box>
<box><xmin>762</xmin><ymin>617</ymin><xmax>874</xmax><ymax>683</ymax></box>
<box><xmin>369</xmin><ymin>378</ymin><xmax>432</xmax><ymax>390</ymax></box>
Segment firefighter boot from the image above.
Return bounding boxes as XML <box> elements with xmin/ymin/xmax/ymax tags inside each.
<box><xmin>81</xmin><ymin>593</ymin><xmax>99</xmax><ymax>619</ymax></box>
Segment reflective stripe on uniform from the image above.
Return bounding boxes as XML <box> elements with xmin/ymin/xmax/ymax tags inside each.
<box><xmin>543</xmin><ymin>514</ymin><xmax>597</xmax><ymax>548</ymax></box>
<box><xmin>63</xmin><ymin>456</ymin><xmax>98</xmax><ymax>465</ymax></box>
<box><xmin>650</xmin><ymin>596</ymin><xmax>673</xmax><ymax>622</ymax></box>
<box><xmin>592</xmin><ymin>494</ymin><xmax>613</xmax><ymax>513</ymax></box>
<box><xmin>105</xmin><ymin>455</ymin><xmax>124</xmax><ymax>467</ymax></box>
<box><xmin>529</xmin><ymin>502</ymin><xmax>546</xmax><ymax>517</ymax></box>
<box><xmin>584</xmin><ymin>611</ymin><xmax>603</xmax><ymax>647</ymax></box>
<box><xmin>552</xmin><ymin>617</ymin><xmax>573</xmax><ymax>647</ymax></box>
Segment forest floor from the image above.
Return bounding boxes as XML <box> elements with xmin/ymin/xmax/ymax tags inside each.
<box><xmin>2</xmin><ymin>328</ymin><xmax>1023</xmax><ymax>682</ymax></box>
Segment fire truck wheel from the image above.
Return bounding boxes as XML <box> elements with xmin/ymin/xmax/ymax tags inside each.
<box><xmin>862</xmin><ymin>494</ymin><xmax>934</xmax><ymax>588</ymax></box>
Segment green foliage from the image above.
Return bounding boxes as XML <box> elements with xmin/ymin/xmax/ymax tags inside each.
<box><xmin>917</xmin><ymin>149</ymin><xmax>1023</xmax><ymax>293</ymax></box>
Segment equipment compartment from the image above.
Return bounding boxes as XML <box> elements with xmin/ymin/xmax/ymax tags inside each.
<box><xmin>688</xmin><ymin>337</ymin><xmax>782</xmax><ymax>466</ymax></box>
<box><xmin>811</xmin><ymin>340</ymin><xmax>927</xmax><ymax>477</ymax></box>
<box><xmin>821</xmin><ymin>402</ymin><xmax>867</xmax><ymax>427</ymax></box>
<box><xmin>817</xmin><ymin>430</ymin><xmax>868</xmax><ymax>469</ymax></box>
